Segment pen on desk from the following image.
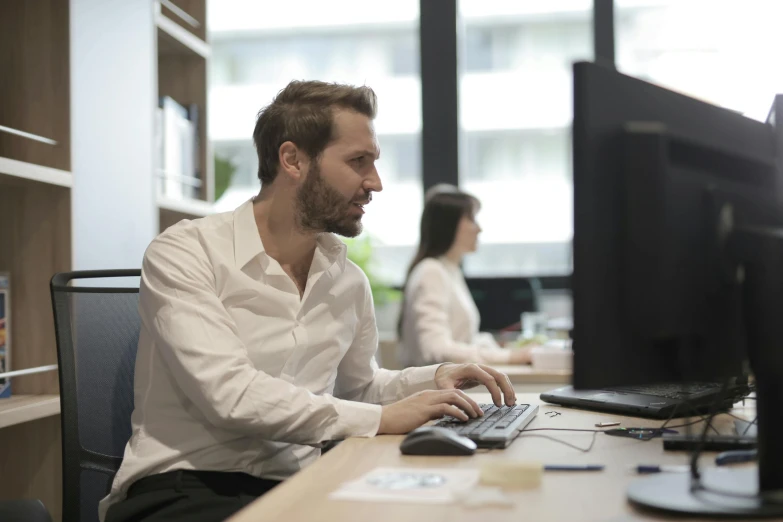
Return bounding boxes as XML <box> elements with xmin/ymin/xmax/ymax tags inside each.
<box><xmin>544</xmin><ymin>465</ymin><xmax>604</xmax><ymax>472</ymax></box>
<box><xmin>635</xmin><ymin>465</ymin><xmax>689</xmax><ymax>474</ymax></box>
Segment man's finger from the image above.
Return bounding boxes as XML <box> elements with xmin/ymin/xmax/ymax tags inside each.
<box><xmin>505</xmin><ymin>374</ymin><xmax>516</xmax><ymax>405</ymax></box>
<box><xmin>479</xmin><ymin>365</ymin><xmax>516</xmax><ymax>405</ymax></box>
<box><xmin>455</xmin><ymin>389</ymin><xmax>484</xmax><ymax>417</ymax></box>
<box><xmin>429</xmin><ymin>390</ymin><xmax>480</xmax><ymax>418</ymax></box>
<box><xmin>435</xmin><ymin>404</ymin><xmax>468</xmax><ymax>422</ymax></box>
<box><xmin>463</xmin><ymin>364</ymin><xmax>503</xmax><ymax>406</ymax></box>
<box><xmin>444</xmin><ymin>389</ymin><xmax>482</xmax><ymax>418</ymax></box>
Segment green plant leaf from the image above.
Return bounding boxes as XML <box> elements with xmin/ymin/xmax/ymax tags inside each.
<box><xmin>214</xmin><ymin>154</ymin><xmax>236</xmax><ymax>201</ymax></box>
<box><xmin>342</xmin><ymin>235</ymin><xmax>401</xmax><ymax>306</ymax></box>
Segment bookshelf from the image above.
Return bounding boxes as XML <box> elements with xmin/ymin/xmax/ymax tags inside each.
<box><xmin>157</xmin><ymin>11</ymin><xmax>211</xmax><ymax>59</ymax></box>
<box><xmin>0</xmin><ymin>157</ymin><xmax>73</xmax><ymax>188</ymax></box>
<box><xmin>0</xmin><ymin>0</ymin><xmax>71</xmax><ymax>519</ymax></box>
<box><xmin>155</xmin><ymin>0</ymin><xmax>215</xmax><ymax>231</ymax></box>
<box><xmin>0</xmin><ymin>395</ymin><xmax>60</xmax><ymax>430</ymax></box>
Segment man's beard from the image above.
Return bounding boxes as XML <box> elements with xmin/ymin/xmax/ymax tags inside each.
<box><xmin>295</xmin><ymin>162</ymin><xmax>365</xmax><ymax>237</ymax></box>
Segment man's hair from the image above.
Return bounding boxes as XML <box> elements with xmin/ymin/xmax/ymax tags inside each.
<box><xmin>253</xmin><ymin>80</ymin><xmax>378</xmax><ymax>185</ymax></box>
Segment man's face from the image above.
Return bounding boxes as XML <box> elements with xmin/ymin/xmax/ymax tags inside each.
<box><xmin>295</xmin><ymin>109</ymin><xmax>382</xmax><ymax>237</ymax></box>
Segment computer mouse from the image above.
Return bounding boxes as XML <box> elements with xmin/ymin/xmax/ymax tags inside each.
<box><xmin>399</xmin><ymin>426</ymin><xmax>477</xmax><ymax>456</ymax></box>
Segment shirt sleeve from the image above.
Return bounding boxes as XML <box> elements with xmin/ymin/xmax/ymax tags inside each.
<box><xmin>139</xmin><ymin>230</ymin><xmax>382</xmax><ymax>444</ymax></box>
<box><xmin>334</xmin><ymin>270</ymin><xmax>441</xmax><ymax>406</ymax></box>
<box><xmin>408</xmin><ymin>261</ymin><xmax>512</xmax><ymax>365</ymax></box>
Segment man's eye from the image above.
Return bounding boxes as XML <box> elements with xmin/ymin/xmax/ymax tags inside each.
<box><xmin>352</xmin><ymin>156</ymin><xmax>365</xmax><ymax>163</ymax></box>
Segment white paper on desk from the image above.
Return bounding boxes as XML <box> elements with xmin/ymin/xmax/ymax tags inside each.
<box><xmin>329</xmin><ymin>467</ymin><xmax>479</xmax><ymax>504</ymax></box>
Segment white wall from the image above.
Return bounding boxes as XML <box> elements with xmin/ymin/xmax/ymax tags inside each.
<box><xmin>71</xmin><ymin>0</ymin><xmax>157</xmax><ymax>270</ymax></box>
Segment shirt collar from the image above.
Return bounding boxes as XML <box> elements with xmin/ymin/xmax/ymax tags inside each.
<box><xmin>233</xmin><ymin>198</ymin><xmax>348</xmax><ymax>274</ymax></box>
<box><xmin>315</xmin><ymin>232</ymin><xmax>348</xmax><ymax>274</ymax></box>
<box><xmin>233</xmin><ymin>199</ymin><xmax>265</xmax><ymax>269</ymax></box>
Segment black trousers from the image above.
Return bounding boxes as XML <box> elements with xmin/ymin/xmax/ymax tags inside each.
<box><xmin>105</xmin><ymin>470</ymin><xmax>281</xmax><ymax>522</ymax></box>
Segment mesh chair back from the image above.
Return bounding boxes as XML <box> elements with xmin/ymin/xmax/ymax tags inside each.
<box><xmin>51</xmin><ymin>270</ymin><xmax>142</xmax><ymax>522</ymax></box>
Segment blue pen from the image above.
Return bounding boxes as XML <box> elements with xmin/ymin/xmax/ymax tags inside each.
<box><xmin>544</xmin><ymin>465</ymin><xmax>604</xmax><ymax>472</ymax></box>
<box><xmin>635</xmin><ymin>465</ymin><xmax>689</xmax><ymax>474</ymax></box>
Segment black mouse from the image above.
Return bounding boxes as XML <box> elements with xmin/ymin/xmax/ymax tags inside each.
<box><xmin>399</xmin><ymin>426</ymin><xmax>477</xmax><ymax>456</ymax></box>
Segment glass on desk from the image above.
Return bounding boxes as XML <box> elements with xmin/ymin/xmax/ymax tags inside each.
<box><xmin>546</xmin><ymin>316</ymin><xmax>573</xmax><ymax>340</ymax></box>
<box><xmin>521</xmin><ymin>312</ymin><xmax>548</xmax><ymax>339</ymax></box>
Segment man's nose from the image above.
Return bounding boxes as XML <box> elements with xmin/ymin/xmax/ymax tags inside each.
<box><xmin>364</xmin><ymin>167</ymin><xmax>383</xmax><ymax>193</ymax></box>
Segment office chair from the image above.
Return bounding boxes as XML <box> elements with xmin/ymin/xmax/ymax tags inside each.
<box><xmin>50</xmin><ymin>270</ymin><xmax>142</xmax><ymax>522</ymax></box>
<box><xmin>0</xmin><ymin>499</ymin><xmax>53</xmax><ymax>522</ymax></box>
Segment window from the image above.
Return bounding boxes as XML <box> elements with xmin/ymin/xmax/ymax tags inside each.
<box><xmin>616</xmin><ymin>0</ymin><xmax>783</xmax><ymax>122</ymax></box>
<box><xmin>457</xmin><ymin>0</ymin><xmax>592</xmax><ymax>277</ymax></box>
<box><xmin>208</xmin><ymin>0</ymin><xmax>423</xmax><ymax>285</ymax></box>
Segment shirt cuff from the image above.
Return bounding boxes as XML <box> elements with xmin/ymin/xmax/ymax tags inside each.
<box><xmin>398</xmin><ymin>364</ymin><xmax>441</xmax><ymax>396</ymax></box>
<box><xmin>332</xmin><ymin>400</ymin><xmax>383</xmax><ymax>439</ymax></box>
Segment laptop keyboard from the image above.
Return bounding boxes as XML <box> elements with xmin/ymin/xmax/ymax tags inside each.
<box><xmin>610</xmin><ymin>382</ymin><xmax>720</xmax><ymax>400</ymax></box>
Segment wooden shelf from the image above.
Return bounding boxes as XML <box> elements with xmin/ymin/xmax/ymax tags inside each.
<box><xmin>159</xmin><ymin>0</ymin><xmax>206</xmax><ymax>42</ymax></box>
<box><xmin>158</xmin><ymin>196</ymin><xmax>214</xmax><ymax>217</ymax></box>
<box><xmin>0</xmin><ymin>156</ymin><xmax>72</xmax><ymax>188</ymax></box>
<box><xmin>156</xmin><ymin>12</ymin><xmax>210</xmax><ymax>58</ymax></box>
<box><xmin>1</xmin><ymin>2</ymin><xmax>71</xmax><ymax>518</ymax></box>
<box><xmin>0</xmin><ymin>394</ymin><xmax>60</xmax><ymax>429</ymax></box>
<box><xmin>0</xmin><ymin>0</ymin><xmax>71</xmax><ymax>172</ymax></box>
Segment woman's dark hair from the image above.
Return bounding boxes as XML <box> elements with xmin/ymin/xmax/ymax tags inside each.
<box><xmin>396</xmin><ymin>189</ymin><xmax>480</xmax><ymax>337</ymax></box>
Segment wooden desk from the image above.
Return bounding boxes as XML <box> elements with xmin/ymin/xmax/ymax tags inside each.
<box><xmin>492</xmin><ymin>365</ymin><xmax>571</xmax><ymax>385</ymax></box>
<box><xmin>228</xmin><ymin>393</ymin><xmax>757</xmax><ymax>522</ymax></box>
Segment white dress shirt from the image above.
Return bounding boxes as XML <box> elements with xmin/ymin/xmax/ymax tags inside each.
<box><xmin>399</xmin><ymin>257</ymin><xmax>512</xmax><ymax>367</ymax></box>
<box><xmin>99</xmin><ymin>200</ymin><xmax>439</xmax><ymax>520</ymax></box>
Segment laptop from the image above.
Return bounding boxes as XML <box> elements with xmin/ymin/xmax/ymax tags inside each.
<box><xmin>540</xmin><ymin>381</ymin><xmax>750</xmax><ymax>420</ymax></box>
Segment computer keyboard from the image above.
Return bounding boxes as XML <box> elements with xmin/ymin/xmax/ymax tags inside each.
<box><xmin>609</xmin><ymin>382</ymin><xmax>720</xmax><ymax>400</ymax></box>
<box><xmin>432</xmin><ymin>403</ymin><xmax>539</xmax><ymax>448</ymax></box>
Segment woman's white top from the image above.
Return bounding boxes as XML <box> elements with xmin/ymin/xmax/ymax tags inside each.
<box><xmin>399</xmin><ymin>257</ymin><xmax>512</xmax><ymax>367</ymax></box>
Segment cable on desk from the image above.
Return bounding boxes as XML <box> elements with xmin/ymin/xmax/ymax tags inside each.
<box><xmin>665</xmin><ymin>418</ymin><xmax>714</xmax><ymax>430</ymax></box>
<box><xmin>481</xmin><ymin>427</ymin><xmax>602</xmax><ymax>453</ymax></box>
<box><xmin>686</xmin><ymin>388</ymin><xmax>780</xmax><ymax>504</ymax></box>
<box><xmin>656</xmin><ymin>394</ymin><xmax>721</xmax><ymax>437</ymax></box>
<box><xmin>515</xmin><ymin>432</ymin><xmax>599</xmax><ymax>453</ymax></box>
<box><xmin>723</xmin><ymin>412</ymin><xmax>758</xmax><ymax>436</ymax></box>
<box><xmin>689</xmin><ymin>380</ymin><xmax>732</xmax><ymax>482</ymax></box>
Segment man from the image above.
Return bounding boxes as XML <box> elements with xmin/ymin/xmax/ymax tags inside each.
<box><xmin>102</xmin><ymin>80</ymin><xmax>516</xmax><ymax>522</ymax></box>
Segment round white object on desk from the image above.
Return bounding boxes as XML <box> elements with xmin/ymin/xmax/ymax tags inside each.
<box><xmin>531</xmin><ymin>340</ymin><xmax>573</xmax><ymax>370</ymax></box>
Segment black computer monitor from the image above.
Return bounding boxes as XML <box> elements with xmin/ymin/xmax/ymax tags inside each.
<box><xmin>465</xmin><ymin>276</ymin><xmax>541</xmax><ymax>332</ymax></box>
<box><xmin>572</xmin><ymin>61</ymin><xmax>783</xmax><ymax>517</ymax></box>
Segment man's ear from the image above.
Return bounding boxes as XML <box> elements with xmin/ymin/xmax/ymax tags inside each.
<box><xmin>278</xmin><ymin>141</ymin><xmax>308</xmax><ymax>181</ymax></box>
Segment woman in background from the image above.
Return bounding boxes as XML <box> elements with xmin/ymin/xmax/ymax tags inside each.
<box><xmin>398</xmin><ymin>185</ymin><xmax>532</xmax><ymax>367</ymax></box>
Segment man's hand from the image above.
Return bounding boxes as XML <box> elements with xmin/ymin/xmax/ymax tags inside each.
<box><xmin>376</xmin><ymin>364</ymin><xmax>517</xmax><ymax>435</ymax></box>
<box><xmin>434</xmin><ymin>363</ymin><xmax>516</xmax><ymax>407</ymax></box>
<box><xmin>378</xmin><ymin>389</ymin><xmax>483</xmax><ymax>435</ymax></box>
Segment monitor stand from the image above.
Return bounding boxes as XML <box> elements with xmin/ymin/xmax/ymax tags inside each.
<box><xmin>627</xmin><ymin>223</ymin><xmax>783</xmax><ymax>518</ymax></box>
